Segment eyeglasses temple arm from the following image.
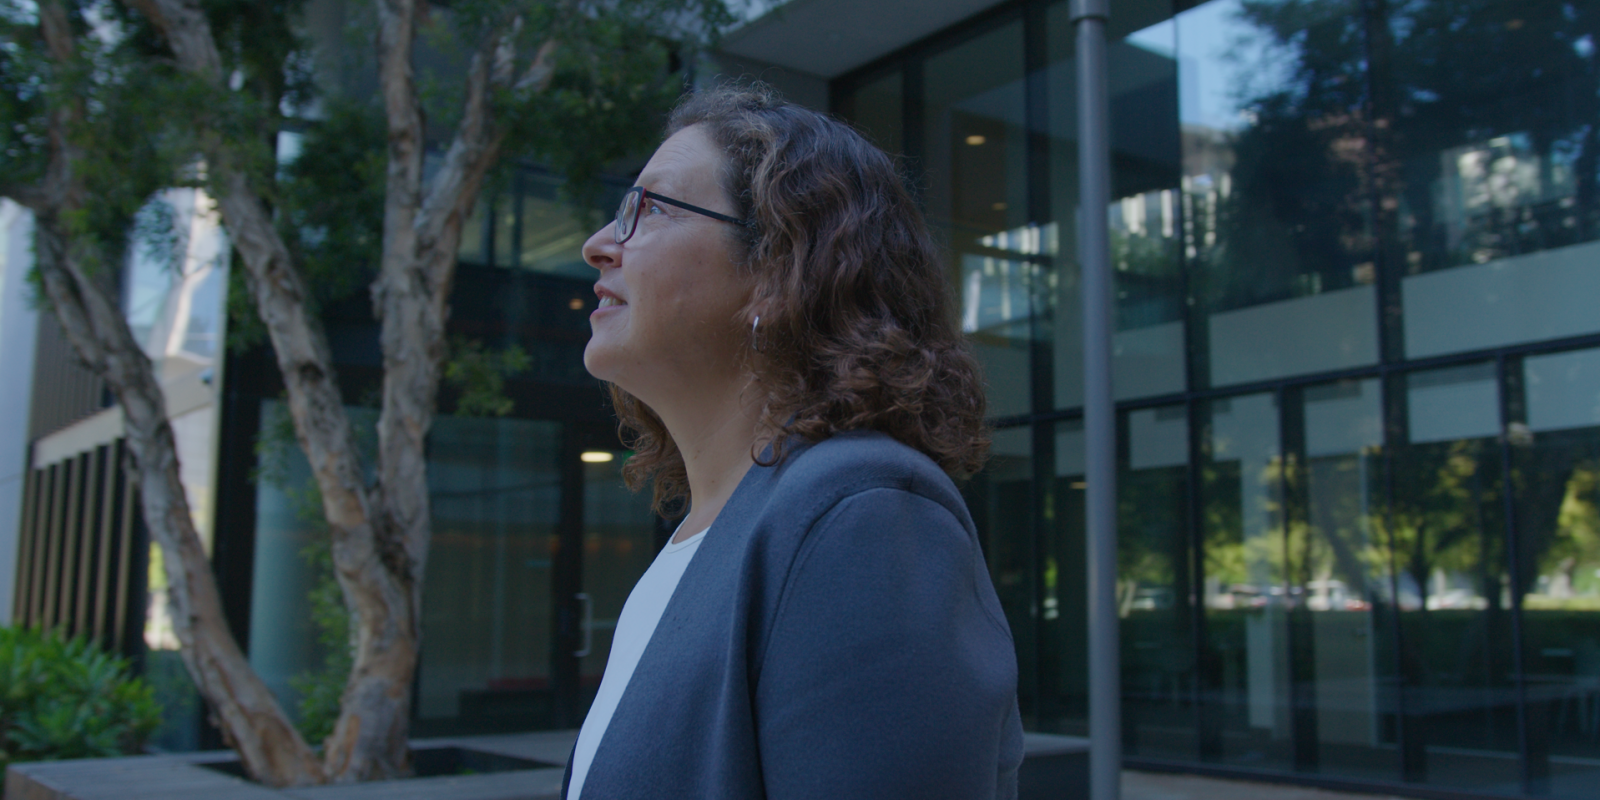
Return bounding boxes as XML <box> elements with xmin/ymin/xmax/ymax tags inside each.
<box><xmin>650</xmin><ymin>193</ymin><xmax>754</xmax><ymax>228</ymax></box>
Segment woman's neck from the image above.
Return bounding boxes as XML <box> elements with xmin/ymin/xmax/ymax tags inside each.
<box><xmin>652</xmin><ymin>378</ymin><xmax>762</xmax><ymax>543</ymax></box>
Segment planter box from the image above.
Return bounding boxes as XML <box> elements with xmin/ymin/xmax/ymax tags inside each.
<box><xmin>5</xmin><ymin>732</ymin><xmax>575</xmax><ymax>800</ymax></box>
<box><xmin>6</xmin><ymin>730</ymin><xmax>1089</xmax><ymax>800</ymax></box>
<box><xmin>1019</xmin><ymin>733</ymin><xmax>1089</xmax><ymax>800</ymax></box>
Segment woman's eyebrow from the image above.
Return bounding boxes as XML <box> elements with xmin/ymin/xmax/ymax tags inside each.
<box><xmin>635</xmin><ymin>172</ymin><xmax>673</xmax><ymax>195</ymax></box>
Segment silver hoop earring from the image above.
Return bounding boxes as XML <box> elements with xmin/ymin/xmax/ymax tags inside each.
<box><xmin>751</xmin><ymin>315</ymin><xmax>762</xmax><ymax>351</ymax></box>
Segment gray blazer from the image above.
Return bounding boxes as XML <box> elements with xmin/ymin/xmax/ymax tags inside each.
<box><xmin>564</xmin><ymin>430</ymin><xmax>1024</xmax><ymax>799</ymax></box>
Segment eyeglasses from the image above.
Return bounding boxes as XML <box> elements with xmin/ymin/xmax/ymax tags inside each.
<box><xmin>614</xmin><ymin>186</ymin><xmax>750</xmax><ymax>244</ymax></box>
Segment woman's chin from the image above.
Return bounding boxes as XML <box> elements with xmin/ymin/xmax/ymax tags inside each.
<box><xmin>582</xmin><ymin>342</ymin><xmax>611</xmax><ymax>381</ymax></box>
<box><xmin>582</xmin><ymin>342</ymin><xmax>629</xmax><ymax>386</ymax></box>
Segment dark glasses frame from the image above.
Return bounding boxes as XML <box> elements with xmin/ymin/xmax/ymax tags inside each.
<box><xmin>614</xmin><ymin>186</ymin><xmax>752</xmax><ymax>244</ymax></box>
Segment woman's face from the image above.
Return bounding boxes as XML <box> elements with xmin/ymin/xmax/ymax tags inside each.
<box><xmin>581</xmin><ymin>124</ymin><xmax>752</xmax><ymax>401</ymax></box>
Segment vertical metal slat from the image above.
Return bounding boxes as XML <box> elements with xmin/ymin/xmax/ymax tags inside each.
<box><xmin>111</xmin><ymin>442</ymin><xmax>137</xmax><ymax>654</ymax></box>
<box><xmin>56</xmin><ymin>457</ymin><xmax>84</xmax><ymax>634</ymax></box>
<box><xmin>92</xmin><ymin>444</ymin><xmax>116</xmax><ymax>648</ymax></box>
<box><xmin>13</xmin><ymin>462</ymin><xmax>39</xmax><ymax>627</ymax></box>
<box><xmin>40</xmin><ymin>462</ymin><xmax>66</xmax><ymax>629</ymax></box>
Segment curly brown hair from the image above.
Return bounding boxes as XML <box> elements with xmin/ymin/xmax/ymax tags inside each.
<box><xmin>609</xmin><ymin>83</ymin><xmax>990</xmax><ymax>515</ymax></box>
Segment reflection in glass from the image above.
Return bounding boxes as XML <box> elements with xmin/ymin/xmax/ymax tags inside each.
<box><xmin>419</xmin><ymin>415</ymin><xmax>562</xmax><ymax>733</ymax></box>
<box><xmin>1386</xmin><ymin>0</ymin><xmax>1600</xmax><ymax>358</ymax></box>
<box><xmin>480</xmin><ymin>175</ymin><xmax>611</xmax><ymax>277</ymax></box>
<box><xmin>1040</xmin><ymin>420</ymin><xmax>1086</xmax><ymax>734</ymax></box>
<box><xmin>1299</xmin><ymin>379</ymin><xmax>1393</xmax><ymax>780</ymax></box>
<box><xmin>1517</xmin><ymin>348</ymin><xmax>1600</xmax><ymax>796</ymax></box>
<box><xmin>966</xmin><ymin>426</ymin><xmax>1037</xmax><ymax>723</ymax></box>
<box><xmin>517</xmin><ymin>174</ymin><xmax>595</xmax><ymax>278</ymax></box>
<box><xmin>493</xmin><ymin>191</ymin><xmax>517</xmax><ymax>270</ymax></box>
<box><xmin>1394</xmin><ymin>366</ymin><xmax>1518</xmax><ymax>791</ymax></box>
<box><xmin>836</xmin><ymin>71</ymin><xmax>902</xmax><ymax>154</ymax></box>
<box><xmin>1174</xmin><ymin>0</ymin><xmax>1378</xmax><ymax>387</ymax></box>
<box><xmin>458</xmin><ymin>197</ymin><xmax>489</xmax><ymax>265</ymax></box>
<box><xmin>1048</xmin><ymin>6</ymin><xmax>1187</xmax><ymax>406</ymax></box>
<box><xmin>1121</xmin><ymin>405</ymin><xmax>1195</xmax><ymax>759</ymax></box>
<box><xmin>578</xmin><ymin>452</ymin><xmax>658</xmax><ymax>709</ymax></box>
<box><xmin>1407</xmin><ymin>363</ymin><xmax>1501</xmax><ymax>445</ymax></box>
<box><xmin>922</xmin><ymin>22</ymin><xmax>1035</xmax><ymax>418</ymax></box>
<box><xmin>1200</xmin><ymin>393</ymin><xmax>1288</xmax><ymax>769</ymax></box>
<box><xmin>250</xmin><ymin>401</ymin><xmax>378</xmax><ymax>732</ymax></box>
<box><xmin>829</xmin><ymin>1</ymin><xmax>1600</xmax><ymax>792</ymax></box>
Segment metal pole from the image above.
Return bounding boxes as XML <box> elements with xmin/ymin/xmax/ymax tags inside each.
<box><xmin>1072</xmin><ymin>1</ymin><xmax>1119</xmax><ymax>799</ymax></box>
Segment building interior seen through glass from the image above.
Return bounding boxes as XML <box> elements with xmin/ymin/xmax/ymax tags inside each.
<box><xmin>836</xmin><ymin>0</ymin><xmax>1600</xmax><ymax>795</ymax></box>
<box><xmin>221</xmin><ymin>161</ymin><xmax>664</xmax><ymax>743</ymax></box>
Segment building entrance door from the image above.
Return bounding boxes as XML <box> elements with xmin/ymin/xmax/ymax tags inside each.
<box><xmin>556</xmin><ymin>422</ymin><xmax>663</xmax><ymax>727</ymax></box>
<box><xmin>248</xmin><ymin>405</ymin><xmax>661</xmax><ymax>737</ymax></box>
<box><xmin>413</xmin><ymin>417</ymin><xmax>656</xmax><ymax>735</ymax></box>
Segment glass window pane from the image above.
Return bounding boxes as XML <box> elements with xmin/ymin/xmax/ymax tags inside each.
<box><xmin>1049</xmin><ymin>4</ymin><xmax>1188</xmax><ymax>408</ymax></box>
<box><xmin>1040</xmin><ymin>420</ymin><xmax>1087</xmax><ymax>734</ymax></box>
<box><xmin>1527</xmin><ymin>349</ymin><xmax>1600</xmax><ymax>434</ymax></box>
<box><xmin>579</xmin><ymin>451</ymin><xmax>658</xmax><ymax>705</ymax></box>
<box><xmin>1299</xmin><ymin>379</ymin><xmax>1396</xmax><ymax>781</ymax></box>
<box><xmin>249</xmin><ymin>401</ymin><xmax>379</xmax><ymax>736</ymax></box>
<box><xmin>965</xmin><ymin>425</ymin><xmax>1039</xmax><ymax>723</ymax></box>
<box><xmin>922</xmin><ymin>22</ymin><xmax>1036</xmax><ymax>419</ymax></box>
<box><xmin>1407</xmin><ymin>362</ymin><xmax>1501</xmax><ymax>444</ymax></box>
<box><xmin>518</xmin><ymin>173</ymin><xmax>596</xmax><ymax>279</ymax></box>
<box><xmin>419</xmin><ymin>415</ymin><xmax>562</xmax><ymax>731</ymax></box>
<box><xmin>1200</xmin><ymin>392</ymin><xmax>1289</xmax><ymax>768</ymax></box>
<box><xmin>1121</xmin><ymin>404</ymin><xmax>1196</xmax><ymax>760</ymax></box>
<box><xmin>458</xmin><ymin>196</ymin><xmax>489</xmax><ymax>265</ymax></box>
<box><xmin>836</xmin><ymin>70</ymin><xmax>903</xmax><ymax>154</ymax></box>
<box><xmin>1394</xmin><ymin>365</ymin><xmax>1519</xmax><ymax>790</ymax></box>
<box><xmin>1176</xmin><ymin>0</ymin><xmax>1378</xmax><ymax>387</ymax></box>
<box><xmin>1517</xmin><ymin>348</ymin><xmax>1600</xmax><ymax>795</ymax></box>
<box><xmin>493</xmin><ymin>192</ymin><xmax>516</xmax><ymax>269</ymax></box>
<box><xmin>1388</xmin><ymin>0</ymin><xmax>1600</xmax><ymax>359</ymax></box>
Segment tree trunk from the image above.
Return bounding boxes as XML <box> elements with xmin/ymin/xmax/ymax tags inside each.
<box><xmin>119</xmin><ymin>0</ymin><xmax>554</xmax><ymax>782</ymax></box>
<box><xmin>319</xmin><ymin>3</ymin><xmax>552</xmax><ymax>782</ymax></box>
<box><xmin>24</xmin><ymin>2</ymin><xmax>327</xmax><ymax>787</ymax></box>
<box><xmin>126</xmin><ymin>0</ymin><xmax>426</xmax><ymax>783</ymax></box>
<box><xmin>29</xmin><ymin>215</ymin><xmax>329</xmax><ymax>786</ymax></box>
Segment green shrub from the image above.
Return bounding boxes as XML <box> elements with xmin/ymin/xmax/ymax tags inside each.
<box><xmin>0</xmin><ymin>627</ymin><xmax>160</xmax><ymax>771</ymax></box>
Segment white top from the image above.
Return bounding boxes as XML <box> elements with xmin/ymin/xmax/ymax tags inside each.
<box><xmin>567</xmin><ymin>526</ymin><xmax>708</xmax><ymax>800</ymax></box>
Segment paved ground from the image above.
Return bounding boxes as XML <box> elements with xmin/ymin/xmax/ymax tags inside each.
<box><xmin>1125</xmin><ymin>770</ymin><xmax>1407</xmax><ymax>800</ymax></box>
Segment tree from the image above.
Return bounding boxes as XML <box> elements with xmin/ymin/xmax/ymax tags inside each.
<box><xmin>0</xmin><ymin>0</ymin><xmax>736</xmax><ymax>786</ymax></box>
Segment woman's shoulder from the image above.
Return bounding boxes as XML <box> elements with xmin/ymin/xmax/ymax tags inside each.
<box><xmin>762</xmin><ymin>430</ymin><xmax>968</xmax><ymax>521</ymax></box>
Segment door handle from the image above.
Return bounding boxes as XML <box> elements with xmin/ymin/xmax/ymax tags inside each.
<box><xmin>575</xmin><ymin>592</ymin><xmax>593</xmax><ymax>657</ymax></box>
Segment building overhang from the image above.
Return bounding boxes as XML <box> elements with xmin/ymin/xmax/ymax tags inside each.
<box><xmin>719</xmin><ymin>0</ymin><xmax>1011</xmax><ymax>80</ymax></box>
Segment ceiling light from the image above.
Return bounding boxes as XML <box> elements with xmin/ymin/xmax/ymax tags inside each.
<box><xmin>568</xmin><ymin>297</ymin><xmax>585</xmax><ymax>310</ymax></box>
<box><xmin>580</xmin><ymin>451</ymin><xmax>615</xmax><ymax>463</ymax></box>
<box><xmin>965</xmin><ymin>134</ymin><xmax>987</xmax><ymax>146</ymax></box>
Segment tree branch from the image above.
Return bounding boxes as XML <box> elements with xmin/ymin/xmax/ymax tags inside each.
<box><xmin>374</xmin><ymin>0</ymin><xmax>424</xmax><ymax>306</ymax></box>
<box><xmin>23</xmin><ymin>6</ymin><xmax>325</xmax><ymax>785</ymax></box>
<box><xmin>122</xmin><ymin>0</ymin><xmax>224</xmax><ymax>82</ymax></box>
<box><xmin>117</xmin><ymin>0</ymin><xmax>424</xmax><ymax>783</ymax></box>
<box><xmin>417</xmin><ymin>35</ymin><xmax>559</xmax><ymax>284</ymax></box>
<box><xmin>119</xmin><ymin>0</ymin><xmax>388</xmax><ymax>638</ymax></box>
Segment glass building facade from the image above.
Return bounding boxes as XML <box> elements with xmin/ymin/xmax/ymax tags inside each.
<box><xmin>216</xmin><ymin>169</ymin><xmax>668</xmax><ymax>743</ymax></box>
<box><xmin>832</xmin><ymin>0</ymin><xmax>1600</xmax><ymax>796</ymax></box>
<box><xmin>13</xmin><ymin>1</ymin><xmax>1590</xmax><ymax>798</ymax></box>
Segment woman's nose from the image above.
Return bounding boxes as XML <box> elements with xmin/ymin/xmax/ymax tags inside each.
<box><xmin>582</xmin><ymin>222</ymin><xmax>620</xmax><ymax>271</ymax></box>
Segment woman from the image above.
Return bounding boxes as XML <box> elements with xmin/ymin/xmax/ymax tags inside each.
<box><xmin>566</xmin><ymin>83</ymin><xmax>1023</xmax><ymax>799</ymax></box>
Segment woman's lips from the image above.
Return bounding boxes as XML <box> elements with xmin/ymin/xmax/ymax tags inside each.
<box><xmin>591</xmin><ymin>294</ymin><xmax>626</xmax><ymax>319</ymax></box>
